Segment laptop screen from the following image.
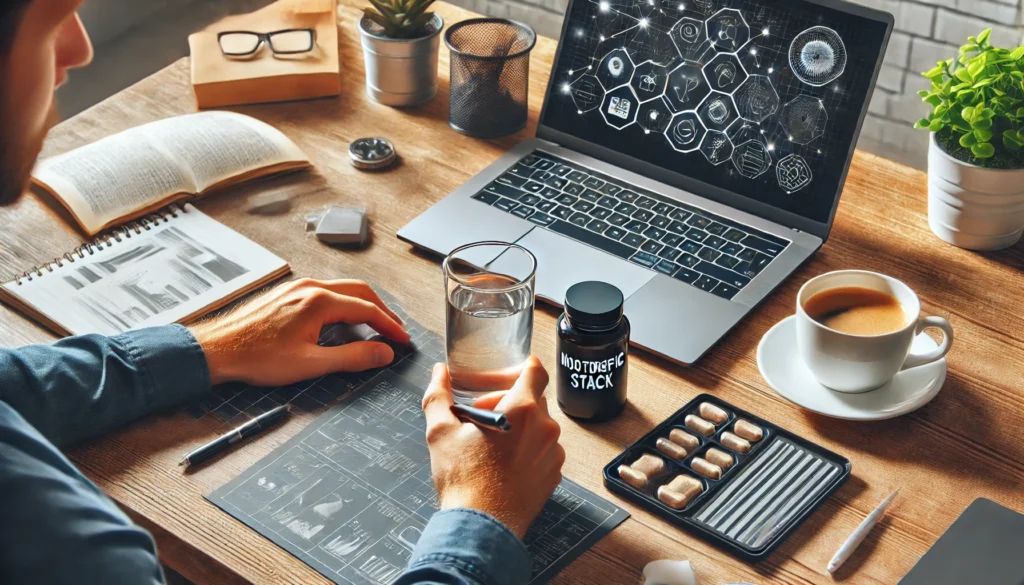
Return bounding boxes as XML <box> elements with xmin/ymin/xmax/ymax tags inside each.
<box><xmin>539</xmin><ymin>0</ymin><xmax>890</xmax><ymax>226</ymax></box>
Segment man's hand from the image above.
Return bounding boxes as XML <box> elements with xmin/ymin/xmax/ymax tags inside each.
<box><xmin>190</xmin><ymin>279</ymin><xmax>410</xmax><ymax>386</ymax></box>
<box><xmin>421</xmin><ymin>357</ymin><xmax>565</xmax><ymax>539</ymax></box>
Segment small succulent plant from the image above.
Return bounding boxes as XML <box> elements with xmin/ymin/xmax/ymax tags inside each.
<box><xmin>915</xmin><ymin>28</ymin><xmax>1024</xmax><ymax>167</ymax></box>
<box><xmin>363</xmin><ymin>0</ymin><xmax>437</xmax><ymax>39</ymax></box>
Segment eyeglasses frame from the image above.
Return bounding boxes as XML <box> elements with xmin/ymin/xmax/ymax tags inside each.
<box><xmin>216</xmin><ymin>28</ymin><xmax>318</xmax><ymax>57</ymax></box>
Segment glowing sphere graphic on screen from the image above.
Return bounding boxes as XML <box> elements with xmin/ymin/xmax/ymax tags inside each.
<box><xmin>789</xmin><ymin>26</ymin><xmax>847</xmax><ymax>86</ymax></box>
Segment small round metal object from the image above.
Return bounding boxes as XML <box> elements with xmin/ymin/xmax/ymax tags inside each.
<box><xmin>348</xmin><ymin>137</ymin><xmax>396</xmax><ymax>170</ymax></box>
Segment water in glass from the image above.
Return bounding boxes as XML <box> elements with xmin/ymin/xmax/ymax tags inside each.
<box><xmin>446</xmin><ymin>272</ymin><xmax>533</xmax><ymax>403</ymax></box>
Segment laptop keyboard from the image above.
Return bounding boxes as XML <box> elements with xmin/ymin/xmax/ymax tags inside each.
<box><xmin>469</xmin><ymin>151</ymin><xmax>789</xmax><ymax>301</ymax></box>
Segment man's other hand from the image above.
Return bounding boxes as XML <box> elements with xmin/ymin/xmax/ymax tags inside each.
<box><xmin>422</xmin><ymin>357</ymin><xmax>566</xmax><ymax>539</ymax></box>
<box><xmin>190</xmin><ymin>279</ymin><xmax>410</xmax><ymax>386</ymax></box>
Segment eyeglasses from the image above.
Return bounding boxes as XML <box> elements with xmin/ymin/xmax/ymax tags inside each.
<box><xmin>217</xmin><ymin>29</ymin><xmax>317</xmax><ymax>57</ymax></box>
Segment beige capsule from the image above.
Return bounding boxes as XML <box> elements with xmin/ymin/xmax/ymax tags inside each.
<box><xmin>657</xmin><ymin>474</ymin><xmax>703</xmax><ymax>509</ymax></box>
<box><xmin>705</xmin><ymin>447</ymin><xmax>734</xmax><ymax>469</ymax></box>
<box><xmin>664</xmin><ymin>473</ymin><xmax>703</xmax><ymax>496</ymax></box>
<box><xmin>656</xmin><ymin>437</ymin><xmax>688</xmax><ymax>460</ymax></box>
<box><xmin>632</xmin><ymin>453</ymin><xmax>666</xmax><ymax>477</ymax></box>
<box><xmin>698</xmin><ymin>402</ymin><xmax>729</xmax><ymax>424</ymax></box>
<box><xmin>618</xmin><ymin>465</ymin><xmax>649</xmax><ymax>489</ymax></box>
<box><xmin>721</xmin><ymin>431</ymin><xmax>752</xmax><ymax>453</ymax></box>
<box><xmin>668</xmin><ymin>428</ymin><xmax>700</xmax><ymax>450</ymax></box>
<box><xmin>684</xmin><ymin>414</ymin><xmax>716</xmax><ymax>437</ymax></box>
<box><xmin>691</xmin><ymin>457</ymin><xmax>723</xmax><ymax>479</ymax></box>
<box><xmin>734</xmin><ymin>419</ymin><xmax>764</xmax><ymax>442</ymax></box>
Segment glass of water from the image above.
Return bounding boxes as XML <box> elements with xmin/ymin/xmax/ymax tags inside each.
<box><xmin>443</xmin><ymin>241</ymin><xmax>537</xmax><ymax>404</ymax></box>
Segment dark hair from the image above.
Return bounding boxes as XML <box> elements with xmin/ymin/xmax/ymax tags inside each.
<box><xmin>1</xmin><ymin>0</ymin><xmax>33</xmax><ymax>55</ymax></box>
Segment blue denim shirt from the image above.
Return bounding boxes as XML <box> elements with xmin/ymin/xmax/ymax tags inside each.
<box><xmin>0</xmin><ymin>324</ymin><xmax>531</xmax><ymax>585</ymax></box>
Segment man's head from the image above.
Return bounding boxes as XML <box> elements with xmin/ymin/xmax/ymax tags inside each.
<box><xmin>0</xmin><ymin>0</ymin><xmax>93</xmax><ymax>203</ymax></box>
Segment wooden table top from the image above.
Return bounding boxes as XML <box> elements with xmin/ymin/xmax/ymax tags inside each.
<box><xmin>2</xmin><ymin>0</ymin><xmax>1023</xmax><ymax>583</ymax></box>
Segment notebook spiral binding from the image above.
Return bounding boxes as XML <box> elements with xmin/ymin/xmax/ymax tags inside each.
<box><xmin>12</xmin><ymin>205</ymin><xmax>184</xmax><ymax>285</ymax></box>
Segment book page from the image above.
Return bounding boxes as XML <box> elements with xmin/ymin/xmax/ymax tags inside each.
<box><xmin>1</xmin><ymin>204</ymin><xmax>289</xmax><ymax>336</ymax></box>
<box><xmin>32</xmin><ymin>132</ymin><xmax>197</xmax><ymax>234</ymax></box>
<box><xmin>146</xmin><ymin>111</ymin><xmax>308</xmax><ymax>192</ymax></box>
<box><xmin>31</xmin><ymin>111</ymin><xmax>308</xmax><ymax>234</ymax></box>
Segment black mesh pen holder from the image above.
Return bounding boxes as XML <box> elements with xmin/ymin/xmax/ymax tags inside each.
<box><xmin>445</xmin><ymin>19</ymin><xmax>536</xmax><ymax>138</ymax></box>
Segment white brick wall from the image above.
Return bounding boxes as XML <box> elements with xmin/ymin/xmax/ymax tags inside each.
<box><xmin>934</xmin><ymin>10</ymin><xmax>1019</xmax><ymax>47</ymax></box>
<box><xmin>876</xmin><ymin>63</ymin><xmax>906</xmax><ymax>92</ymax></box>
<box><xmin>862</xmin><ymin>0</ymin><xmax>1023</xmax><ymax>169</ymax></box>
<box><xmin>445</xmin><ymin>0</ymin><xmax>567</xmax><ymax>37</ymax></box>
<box><xmin>448</xmin><ymin>0</ymin><xmax>1024</xmax><ymax>170</ymax></box>
<box><xmin>897</xmin><ymin>1</ymin><xmax>936</xmax><ymax>37</ymax></box>
<box><xmin>884</xmin><ymin>31</ymin><xmax>912</xmax><ymax>67</ymax></box>
<box><xmin>909</xmin><ymin>37</ymin><xmax>952</xmax><ymax>72</ymax></box>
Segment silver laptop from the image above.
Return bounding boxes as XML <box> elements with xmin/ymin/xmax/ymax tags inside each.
<box><xmin>399</xmin><ymin>0</ymin><xmax>893</xmax><ymax>364</ymax></box>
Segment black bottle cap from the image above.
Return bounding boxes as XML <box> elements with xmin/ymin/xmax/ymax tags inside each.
<box><xmin>564</xmin><ymin>281</ymin><xmax>624</xmax><ymax>328</ymax></box>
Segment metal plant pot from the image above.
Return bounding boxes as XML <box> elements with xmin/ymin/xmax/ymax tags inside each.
<box><xmin>358</xmin><ymin>14</ymin><xmax>443</xmax><ymax>107</ymax></box>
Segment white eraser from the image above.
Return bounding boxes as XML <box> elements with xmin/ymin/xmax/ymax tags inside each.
<box><xmin>643</xmin><ymin>560</ymin><xmax>697</xmax><ymax>585</ymax></box>
<box><xmin>315</xmin><ymin>207</ymin><xmax>368</xmax><ymax>246</ymax></box>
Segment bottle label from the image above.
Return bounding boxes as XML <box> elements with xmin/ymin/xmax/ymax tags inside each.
<box><xmin>556</xmin><ymin>339</ymin><xmax>628</xmax><ymax>420</ymax></box>
<box><xmin>560</xmin><ymin>351</ymin><xmax>626</xmax><ymax>390</ymax></box>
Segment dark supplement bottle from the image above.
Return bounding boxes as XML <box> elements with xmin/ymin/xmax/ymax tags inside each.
<box><xmin>556</xmin><ymin>281</ymin><xmax>630</xmax><ymax>420</ymax></box>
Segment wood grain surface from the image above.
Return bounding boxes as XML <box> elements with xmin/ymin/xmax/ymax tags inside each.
<box><xmin>1</xmin><ymin>1</ymin><xmax>1022</xmax><ymax>583</ymax></box>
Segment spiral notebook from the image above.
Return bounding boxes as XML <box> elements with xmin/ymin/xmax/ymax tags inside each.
<box><xmin>0</xmin><ymin>204</ymin><xmax>290</xmax><ymax>336</ymax></box>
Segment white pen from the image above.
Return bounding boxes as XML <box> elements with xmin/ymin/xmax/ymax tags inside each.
<box><xmin>827</xmin><ymin>489</ymin><xmax>899</xmax><ymax>574</ymax></box>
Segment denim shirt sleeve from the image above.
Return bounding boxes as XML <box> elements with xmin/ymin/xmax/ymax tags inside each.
<box><xmin>395</xmin><ymin>509</ymin><xmax>532</xmax><ymax>585</ymax></box>
<box><xmin>0</xmin><ymin>404</ymin><xmax>166</xmax><ymax>585</ymax></box>
<box><xmin>0</xmin><ymin>324</ymin><xmax>210</xmax><ymax>584</ymax></box>
<box><xmin>0</xmin><ymin>324</ymin><xmax>210</xmax><ymax>448</ymax></box>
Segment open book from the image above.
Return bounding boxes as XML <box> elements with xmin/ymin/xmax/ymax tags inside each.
<box><xmin>32</xmin><ymin>111</ymin><xmax>310</xmax><ymax>235</ymax></box>
<box><xmin>1</xmin><ymin>204</ymin><xmax>290</xmax><ymax>336</ymax></box>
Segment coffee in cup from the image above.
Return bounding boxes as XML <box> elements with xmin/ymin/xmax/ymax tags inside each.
<box><xmin>803</xmin><ymin>286</ymin><xmax>907</xmax><ymax>336</ymax></box>
<box><xmin>795</xmin><ymin>270</ymin><xmax>953</xmax><ymax>393</ymax></box>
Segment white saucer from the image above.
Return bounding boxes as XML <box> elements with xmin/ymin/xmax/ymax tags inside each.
<box><xmin>756</xmin><ymin>316</ymin><xmax>947</xmax><ymax>421</ymax></box>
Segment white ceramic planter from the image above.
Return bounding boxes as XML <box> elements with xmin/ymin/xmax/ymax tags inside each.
<box><xmin>927</xmin><ymin>133</ymin><xmax>1024</xmax><ymax>250</ymax></box>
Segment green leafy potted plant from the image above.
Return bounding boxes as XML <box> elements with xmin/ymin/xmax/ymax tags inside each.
<box><xmin>914</xmin><ymin>28</ymin><xmax>1024</xmax><ymax>250</ymax></box>
<box><xmin>358</xmin><ymin>0</ymin><xmax>443</xmax><ymax>106</ymax></box>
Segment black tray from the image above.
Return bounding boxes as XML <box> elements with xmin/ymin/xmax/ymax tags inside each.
<box><xmin>603</xmin><ymin>394</ymin><xmax>850</xmax><ymax>561</ymax></box>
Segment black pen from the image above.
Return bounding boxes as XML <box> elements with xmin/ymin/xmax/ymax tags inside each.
<box><xmin>451</xmin><ymin>404</ymin><xmax>511</xmax><ymax>432</ymax></box>
<box><xmin>179</xmin><ymin>404</ymin><xmax>290</xmax><ymax>468</ymax></box>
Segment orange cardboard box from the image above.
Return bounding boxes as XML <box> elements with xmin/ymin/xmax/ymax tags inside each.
<box><xmin>189</xmin><ymin>0</ymin><xmax>341</xmax><ymax>108</ymax></box>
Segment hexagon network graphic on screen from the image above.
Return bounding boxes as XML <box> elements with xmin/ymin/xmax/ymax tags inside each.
<box><xmin>553</xmin><ymin>0</ymin><xmax>853</xmax><ymax>192</ymax></box>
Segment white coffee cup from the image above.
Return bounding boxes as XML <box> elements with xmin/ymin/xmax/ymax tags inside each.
<box><xmin>795</xmin><ymin>270</ymin><xmax>953</xmax><ymax>393</ymax></box>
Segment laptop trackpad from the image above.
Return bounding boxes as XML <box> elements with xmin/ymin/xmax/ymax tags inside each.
<box><xmin>625</xmin><ymin>274</ymin><xmax>747</xmax><ymax>364</ymax></box>
<box><xmin>501</xmin><ymin>227</ymin><xmax>655</xmax><ymax>304</ymax></box>
<box><xmin>397</xmin><ymin>194</ymin><xmax>534</xmax><ymax>257</ymax></box>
